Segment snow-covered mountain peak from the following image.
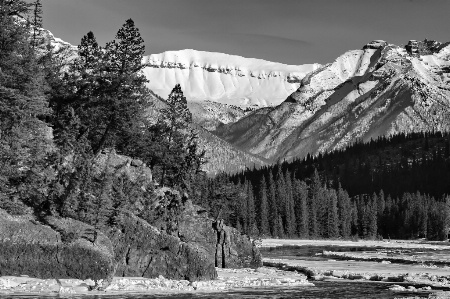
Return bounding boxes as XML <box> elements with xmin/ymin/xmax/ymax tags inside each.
<box><xmin>143</xmin><ymin>49</ymin><xmax>321</xmax><ymax>108</ymax></box>
<box><xmin>215</xmin><ymin>39</ymin><xmax>450</xmax><ymax>161</ymax></box>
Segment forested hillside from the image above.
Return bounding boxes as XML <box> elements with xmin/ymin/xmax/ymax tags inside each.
<box><xmin>202</xmin><ymin>132</ymin><xmax>450</xmax><ymax>241</ymax></box>
<box><xmin>0</xmin><ymin>0</ymin><xmax>203</xmax><ymax>237</ymax></box>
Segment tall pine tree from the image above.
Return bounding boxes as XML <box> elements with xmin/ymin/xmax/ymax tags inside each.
<box><xmin>293</xmin><ymin>179</ymin><xmax>309</xmax><ymax>237</ymax></box>
<box><xmin>0</xmin><ymin>0</ymin><xmax>54</xmax><ymax>214</ymax></box>
<box><xmin>258</xmin><ymin>176</ymin><xmax>270</xmax><ymax>236</ymax></box>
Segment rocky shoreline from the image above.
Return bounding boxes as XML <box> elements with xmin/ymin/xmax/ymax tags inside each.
<box><xmin>0</xmin><ymin>267</ymin><xmax>313</xmax><ymax>296</ymax></box>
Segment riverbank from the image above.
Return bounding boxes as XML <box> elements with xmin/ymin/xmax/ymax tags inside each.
<box><xmin>0</xmin><ymin>267</ymin><xmax>312</xmax><ymax>296</ymax></box>
<box><xmin>261</xmin><ymin>238</ymin><xmax>450</xmax><ymax>297</ymax></box>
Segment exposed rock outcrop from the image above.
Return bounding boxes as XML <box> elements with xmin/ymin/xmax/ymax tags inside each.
<box><xmin>93</xmin><ymin>149</ymin><xmax>152</xmax><ymax>184</ymax></box>
<box><xmin>213</xmin><ymin>219</ymin><xmax>262</xmax><ymax>269</ymax></box>
<box><xmin>177</xmin><ymin>202</ymin><xmax>262</xmax><ymax>269</ymax></box>
<box><xmin>0</xmin><ymin>209</ymin><xmax>115</xmax><ymax>283</ymax></box>
<box><xmin>107</xmin><ymin>212</ymin><xmax>217</xmax><ymax>282</ymax></box>
<box><xmin>405</xmin><ymin>39</ymin><xmax>450</xmax><ymax>57</ymax></box>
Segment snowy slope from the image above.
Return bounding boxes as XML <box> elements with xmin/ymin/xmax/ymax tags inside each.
<box><xmin>187</xmin><ymin>100</ymin><xmax>254</xmax><ymax>131</ymax></box>
<box><xmin>143</xmin><ymin>49</ymin><xmax>320</xmax><ymax>108</ymax></box>
<box><xmin>215</xmin><ymin>40</ymin><xmax>450</xmax><ymax>161</ymax></box>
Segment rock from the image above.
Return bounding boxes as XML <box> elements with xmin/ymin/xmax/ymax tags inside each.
<box><xmin>107</xmin><ymin>211</ymin><xmax>217</xmax><ymax>282</ymax></box>
<box><xmin>93</xmin><ymin>149</ymin><xmax>152</xmax><ymax>187</ymax></box>
<box><xmin>389</xmin><ymin>284</ymin><xmax>406</xmax><ymax>291</ymax></box>
<box><xmin>347</xmin><ymin>273</ymin><xmax>371</xmax><ymax>280</ymax></box>
<box><xmin>130</xmin><ymin>159</ymin><xmax>144</xmax><ymax>167</ymax></box>
<box><xmin>362</xmin><ymin>40</ymin><xmax>387</xmax><ymax>50</ymax></box>
<box><xmin>311</xmin><ymin>275</ymin><xmax>325</xmax><ymax>281</ymax></box>
<box><xmin>0</xmin><ymin>209</ymin><xmax>115</xmax><ymax>284</ymax></box>
<box><xmin>369</xmin><ymin>274</ymin><xmax>384</xmax><ymax>281</ymax></box>
<box><xmin>177</xmin><ymin>202</ymin><xmax>262</xmax><ymax>269</ymax></box>
<box><xmin>331</xmin><ymin>270</ymin><xmax>347</xmax><ymax>278</ymax></box>
<box><xmin>405</xmin><ymin>39</ymin><xmax>446</xmax><ymax>57</ymax></box>
<box><xmin>0</xmin><ymin>278</ymin><xmax>20</xmax><ymax>289</ymax></box>
<box><xmin>386</xmin><ymin>275</ymin><xmax>405</xmax><ymax>282</ymax></box>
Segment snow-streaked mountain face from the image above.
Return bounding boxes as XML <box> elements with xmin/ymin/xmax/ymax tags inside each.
<box><xmin>143</xmin><ymin>49</ymin><xmax>320</xmax><ymax>108</ymax></box>
<box><xmin>215</xmin><ymin>40</ymin><xmax>450</xmax><ymax>161</ymax></box>
<box><xmin>188</xmin><ymin>100</ymin><xmax>255</xmax><ymax>131</ymax></box>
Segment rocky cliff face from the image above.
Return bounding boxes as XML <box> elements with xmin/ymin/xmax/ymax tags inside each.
<box><xmin>107</xmin><ymin>212</ymin><xmax>217</xmax><ymax>282</ymax></box>
<box><xmin>215</xmin><ymin>40</ymin><xmax>450</xmax><ymax>161</ymax></box>
<box><xmin>143</xmin><ymin>49</ymin><xmax>320</xmax><ymax>109</ymax></box>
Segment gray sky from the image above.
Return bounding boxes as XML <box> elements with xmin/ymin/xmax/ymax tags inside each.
<box><xmin>40</xmin><ymin>0</ymin><xmax>450</xmax><ymax>65</ymax></box>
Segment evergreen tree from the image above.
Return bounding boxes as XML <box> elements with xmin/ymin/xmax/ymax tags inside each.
<box><xmin>308</xmin><ymin>169</ymin><xmax>321</xmax><ymax>237</ymax></box>
<box><xmin>275</xmin><ymin>214</ymin><xmax>284</xmax><ymax>238</ymax></box>
<box><xmin>337</xmin><ymin>183</ymin><xmax>351</xmax><ymax>238</ymax></box>
<box><xmin>258</xmin><ymin>176</ymin><xmax>270</xmax><ymax>236</ymax></box>
<box><xmin>154</xmin><ymin>84</ymin><xmax>204</xmax><ymax>188</ymax></box>
<box><xmin>367</xmin><ymin>193</ymin><xmax>378</xmax><ymax>239</ymax></box>
<box><xmin>293</xmin><ymin>179</ymin><xmax>309</xmax><ymax>237</ymax></box>
<box><xmin>0</xmin><ymin>0</ymin><xmax>54</xmax><ymax>214</ymax></box>
<box><xmin>267</xmin><ymin>172</ymin><xmax>278</xmax><ymax>236</ymax></box>
<box><xmin>327</xmin><ymin>189</ymin><xmax>339</xmax><ymax>238</ymax></box>
<box><xmin>246</xmin><ymin>181</ymin><xmax>257</xmax><ymax>236</ymax></box>
<box><xmin>350</xmin><ymin>200</ymin><xmax>359</xmax><ymax>236</ymax></box>
<box><xmin>275</xmin><ymin>166</ymin><xmax>287</xmax><ymax>236</ymax></box>
<box><xmin>93</xmin><ymin>19</ymin><xmax>150</xmax><ymax>154</ymax></box>
<box><xmin>284</xmin><ymin>171</ymin><xmax>297</xmax><ymax>237</ymax></box>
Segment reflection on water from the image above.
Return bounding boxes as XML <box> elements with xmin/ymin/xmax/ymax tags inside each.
<box><xmin>0</xmin><ymin>281</ymin><xmax>431</xmax><ymax>299</ymax></box>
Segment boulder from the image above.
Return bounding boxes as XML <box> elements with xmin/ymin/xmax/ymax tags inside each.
<box><xmin>0</xmin><ymin>209</ymin><xmax>115</xmax><ymax>284</ymax></box>
<box><xmin>107</xmin><ymin>212</ymin><xmax>217</xmax><ymax>282</ymax></box>
<box><xmin>177</xmin><ymin>202</ymin><xmax>262</xmax><ymax>269</ymax></box>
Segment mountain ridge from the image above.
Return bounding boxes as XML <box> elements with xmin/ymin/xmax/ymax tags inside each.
<box><xmin>214</xmin><ymin>39</ymin><xmax>450</xmax><ymax>161</ymax></box>
<box><xmin>143</xmin><ymin>49</ymin><xmax>320</xmax><ymax>108</ymax></box>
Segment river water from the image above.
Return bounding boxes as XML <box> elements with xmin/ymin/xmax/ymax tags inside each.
<box><xmin>0</xmin><ymin>279</ymin><xmax>435</xmax><ymax>299</ymax></box>
<box><xmin>0</xmin><ymin>281</ymin><xmax>431</xmax><ymax>298</ymax></box>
